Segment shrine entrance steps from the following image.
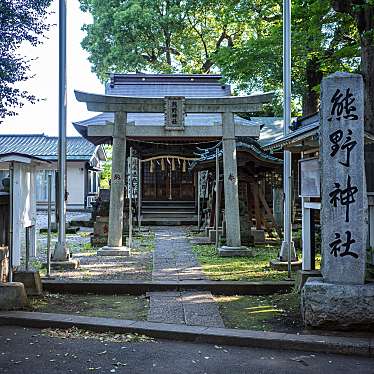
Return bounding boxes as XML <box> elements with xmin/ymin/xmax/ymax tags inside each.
<box><xmin>141</xmin><ymin>201</ymin><xmax>197</xmax><ymax>226</ymax></box>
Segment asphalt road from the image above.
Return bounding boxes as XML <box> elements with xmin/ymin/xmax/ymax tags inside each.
<box><xmin>0</xmin><ymin>325</ymin><xmax>373</xmax><ymax>374</ymax></box>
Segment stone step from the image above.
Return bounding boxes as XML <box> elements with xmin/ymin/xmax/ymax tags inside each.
<box><xmin>142</xmin><ymin>202</ymin><xmax>195</xmax><ymax>209</ymax></box>
<box><xmin>143</xmin><ymin>212</ymin><xmax>197</xmax><ymax>217</ymax></box>
<box><xmin>141</xmin><ymin>218</ymin><xmax>197</xmax><ymax>226</ymax></box>
<box><xmin>143</xmin><ymin>200</ymin><xmax>195</xmax><ymax>204</ymax></box>
<box><xmin>142</xmin><ymin>208</ymin><xmax>196</xmax><ymax>214</ymax></box>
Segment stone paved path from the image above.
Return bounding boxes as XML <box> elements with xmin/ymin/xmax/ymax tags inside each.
<box><xmin>148</xmin><ymin>227</ymin><xmax>224</xmax><ymax>327</ymax></box>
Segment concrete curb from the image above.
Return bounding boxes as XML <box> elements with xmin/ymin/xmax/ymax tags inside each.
<box><xmin>41</xmin><ymin>279</ymin><xmax>294</xmax><ymax>296</ymax></box>
<box><xmin>0</xmin><ymin>311</ymin><xmax>372</xmax><ymax>357</ymax></box>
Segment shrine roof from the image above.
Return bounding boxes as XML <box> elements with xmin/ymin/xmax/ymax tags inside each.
<box><xmin>106</xmin><ymin>73</ymin><xmax>231</xmax><ymax>97</ymax></box>
<box><xmin>0</xmin><ymin>134</ymin><xmax>106</xmax><ymax>161</ymax></box>
<box><xmin>73</xmin><ymin>113</ymin><xmax>261</xmax><ymax>145</ymax></box>
<box><xmin>262</xmin><ymin>112</ymin><xmax>374</xmax><ymax>152</ymax></box>
<box><xmin>192</xmin><ymin>138</ymin><xmax>282</xmax><ymax>170</ymax></box>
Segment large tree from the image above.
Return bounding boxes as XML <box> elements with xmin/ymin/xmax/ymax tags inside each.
<box><xmin>214</xmin><ymin>0</ymin><xmax>360</xmax><ymax>116</ymax></box>
<box><xmin>80</xmin><ymin>0</ymin><xmax>367</xmax><ymax>117</ymax></box>
<box><xmin>79</xmin><ymin>0</ymin><xmax>252</xmax><ymax>80</ymax></box>
<box><xmin>0</xmin><ymin>0</ymin><xmax>52</xmax><ymax>120</ymax></box>
<box><xmin>331</xmin><ymin>1</ymin><xmax>374</xmax><ymax>192</ymax></box>
<box><xmin>332</xmin><ymin>0</ymin><xmax>374</xmax><ymax>133</ymax></box>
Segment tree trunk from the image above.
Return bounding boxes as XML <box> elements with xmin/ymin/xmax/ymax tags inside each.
<box><xmin>361</xmin><ymin>30</ymin><xmax>374</xmax><ymax>135</ymax></box>
<box><xmin>302</xmin><ymin>90</ymin><xmax>320</xmax><ymax>117</ymax></box>
<box><xmin>302</xmin><ymin>58</ymin><xmax>323</xmax><ymax>116</ymax></box>
<box><xmin>362</xmin><ymin>34</ymin><xmax>374</xmax><ymax>192</ymax></box>
<box><xmin>357</xmin><ymin>7</ymin><xmax>374</xmax><ymax>192</ymax></box>
<box><xmin>331</xmin><ymin>1</ymin><xmax>374</xmax><ymax>191</ymax></box>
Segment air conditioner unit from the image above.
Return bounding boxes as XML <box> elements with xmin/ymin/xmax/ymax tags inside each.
<box><xmin>86</xmin><ymin>195</ymin><xmax>97</xmax><ymax>207</ymax></box>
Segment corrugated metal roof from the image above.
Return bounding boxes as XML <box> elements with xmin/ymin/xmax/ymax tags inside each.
<box><xmin>257</xmin><ymin>117</ymin><xmax>285</xmax><ymax>146</ymax></box>
<box><xmin>0</xmin><ymin>134</ymin><xmax>101</xmax><ymax>161</ymax></box>
<box><xmin>262</xmin><ymin>122</ymin><xmax>320</xmax><ymax>151</ymax></box>
<box><xmin>106</xmin><ymin>73</ymin><xmax>231</xmax><ymax>97</ymax></box>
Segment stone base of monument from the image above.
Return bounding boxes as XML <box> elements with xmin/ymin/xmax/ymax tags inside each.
<box><xmin>218</xmin><ymin>246</ymin><xmax>253</xmax><ymax>257</ymax></box>
<box><xmin>0</xmin><ymin>282</ymin><xmax>27</xmax><ymax>310</ymax></box>
<box><xmin>13</xmin><ymin>271</ymin><xmax>42</xmax><ymax>296</ymax></box>
<box><xmin>301</xmin><ymin>278</ymin><xmax>374</xmax><ymax>330</ymax></box>
<box><xmin>295</xmin><ymin>270</ymin><xmax>322</xmax><ymax>292</ymax></box>
<box><xmin>252</xmin><ymin>229</ymin><xmax>265</xmax><ymax>244</ymax></box>
<box><xmin>97</xmin><ymin>246</ymin><xmax>131</xmax><ymax>256</ymax></box>
<box><xmin>50</xmin><ymin>259</ymin><xmax>80</xmax><ymax>270</ymax></box>
<box><xmin>91</xmin><ymin>235</ymin><xmax>127</xmax><ymax>247</ymax></box>
<box><xmin>269</xmin><ymin>259</ymin><xmax>302</xmax><ymax>271</ymax></box>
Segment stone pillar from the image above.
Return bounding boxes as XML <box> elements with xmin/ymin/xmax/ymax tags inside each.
<box><xmin>320</xmin><ymin>73</ymin><xmax>366</xmax><ymax>285</ymax></box>
<box><xmin>272</xmin><ymin>187</ymin><xmax>284</xmax><ymax>228</ymax></box>
<box><xmin>218</xmin><ymin>112</ymin><xmax>252</xmax><ymax>256</ymax></box>
<box><xmin>137</xmin><ymin>159</ymin><xmax>142</xmax><ymax>231</ymax></box>
<box><xmin>301</xmin><ymin>72</ymin><xmax>374</xmax><ymax>329</ymax></box>
<box><xmin>97</xmin><ymin>112</ymin><xmax>130</xmax><ymax>256</ymax></box>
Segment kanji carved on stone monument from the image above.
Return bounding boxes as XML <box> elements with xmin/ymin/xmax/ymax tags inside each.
<box><xmin>320</xmin><ymin>72</ymin><xmax>366</xmax><ymax>285</ymax></box>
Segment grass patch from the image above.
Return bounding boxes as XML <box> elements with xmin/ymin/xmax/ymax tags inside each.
<box><xmin>215</xmin><ymin>292</ymin><xmax>302</xmax><ymax>332</ymax></box>
<box><xmin>27</xmin><ymin>293</ymin><xmax>149</xmax><ymax>321</ymax></box>
<box><xmin>132</xmin><ymin>232</ymin><xmax>155</xmax><ymax>254</ymax></box>
<box><xmin>192</xmin><ymin>244</ymin><xmax>298</xmax><ymax>281</ymax></box>
<box><xmin>78</xmin><ymin>231</ymin><xmax>91</xmax><ymax>238</ymax></box>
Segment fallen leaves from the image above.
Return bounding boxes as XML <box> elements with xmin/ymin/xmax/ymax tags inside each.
<box><xmin>41</xmin><ymin>327</ymin><xmax>154</xmax><ymax>344</ymax></box>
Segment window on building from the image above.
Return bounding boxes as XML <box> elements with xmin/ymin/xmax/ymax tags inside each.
<box><xmin>36</xmin><ymin>170</ymin><xmax>55</xmax><ymax>202</ymax></box>
<box><xmin>88</xmin><ymin>170</ymin><xmax>99</xmax><ymax>194</ymax></box>
<box><xmin>0</xmin><ymin>170</ymin><xmax>9</xmax><ymax>191</ymax></box>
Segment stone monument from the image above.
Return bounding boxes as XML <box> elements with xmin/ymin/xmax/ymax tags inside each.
<box><xmin>301</xmin><ymin>72</ymin><xmax>374</xmax><ymax>329</ymax></box>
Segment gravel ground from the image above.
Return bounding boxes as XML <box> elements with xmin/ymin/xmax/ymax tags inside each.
<box><xmin>33</xmin><ymin>212</ymin><xmax>153</xmax><ymax>281</ymax></box>
<box><xmin>48</xmin><ymin>247</ymin><xmax>153</xmax><ymax>281</ymax></box>
<box><xmin>35</xmin><ymin>211</ymin><xmax>91</xmax><ymax>231</ymax></box>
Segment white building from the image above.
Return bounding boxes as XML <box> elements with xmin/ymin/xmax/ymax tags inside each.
<box><xmin>0</xmin><ymin>135</ymin><xmax>106</xmax><ymax>211</ymax></box>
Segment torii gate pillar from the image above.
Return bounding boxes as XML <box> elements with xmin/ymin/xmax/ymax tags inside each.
<box><xmin>97</xmin><ymin>112</ymin><xmax>131</xmax><ymax>256</ymax></box>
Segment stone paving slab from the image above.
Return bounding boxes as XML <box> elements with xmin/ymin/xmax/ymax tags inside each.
<box><xmin>1</xmin><ymin>311</ymin><xmax>372</xmax><ymax>357</ymax></box>
<box><xmin>149</xmin><ymin>227</ymin><xmax>223</xmax><ymax>327</ymax></box>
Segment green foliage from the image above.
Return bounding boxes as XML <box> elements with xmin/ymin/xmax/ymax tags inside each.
<box><xmin>79</xmin><ymin>0</ymin><xmax>255</xmax><ymax>79</ymax></box>
<box><xmin>80</xmin><ymin>0</ymin><xmax>367</xmax><ymax>114</ymax></box>
<box><xmin>0</xmin><ymin>0</ymin><xmax>52</xmax><ymax>119</ymax></box>
<box><xmin>215</xmin><ymin>0</ymin><xmax>360</xmax><ymax>114</ymax></box>
<box><xmin>100</xmin><ymin>145</ymin><xmax>112</xmax><ymax>189</ymax></box>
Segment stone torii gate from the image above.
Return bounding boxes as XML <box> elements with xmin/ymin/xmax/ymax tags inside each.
<box><xmin>75</xmin><ymin>91</ymin><xmax>272</xmax><ymax>256</ymax></box>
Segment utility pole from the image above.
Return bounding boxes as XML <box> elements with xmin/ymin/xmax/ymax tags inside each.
<box><xmin>279</xmin><ymin>0</ymin><xmax>295</xmax><ymax>278</ymax></box>
<box><xmin>53</xmin><ymin>0</ymin><xmax>69</xmax><ymax>262</ymax></box>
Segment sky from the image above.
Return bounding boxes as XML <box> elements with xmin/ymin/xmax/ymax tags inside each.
<box><xmin>0</xmin><ymin>0</ymin><xmax>103</xmax><ymax>136</ymax></box>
